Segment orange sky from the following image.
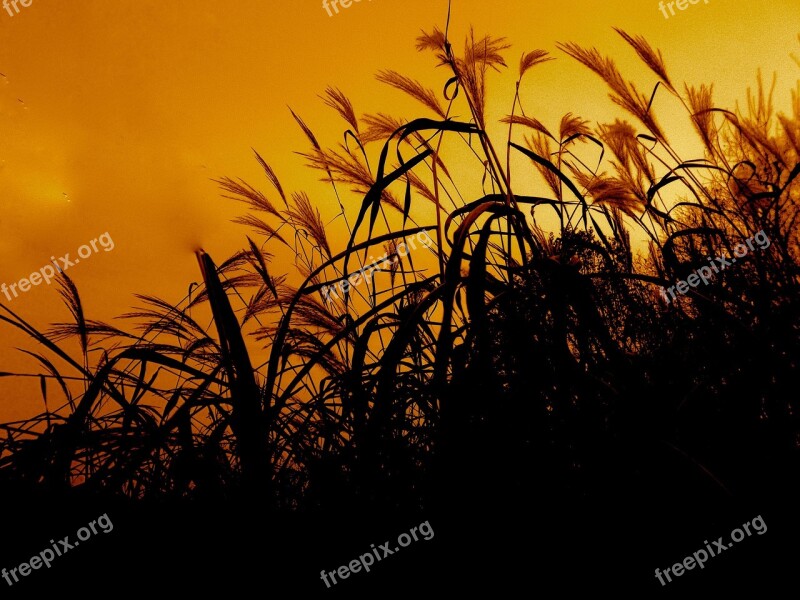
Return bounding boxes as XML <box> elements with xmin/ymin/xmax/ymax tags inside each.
<box><xmin>0</xmin><ymin>0</ymin><xmax>797</xmax><ymax>420</ymax></box>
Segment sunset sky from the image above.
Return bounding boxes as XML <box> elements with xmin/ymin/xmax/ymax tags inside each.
<box><xmin>0</xmin><ymin>0</ymin><xmax>797</xmax><ymax>419</ymax></box>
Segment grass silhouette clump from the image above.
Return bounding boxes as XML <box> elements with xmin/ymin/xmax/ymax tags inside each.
<box><xmin>1</xmin><ymin>18</ymin><xmax>799</xmax><ymax>548</ymax></box>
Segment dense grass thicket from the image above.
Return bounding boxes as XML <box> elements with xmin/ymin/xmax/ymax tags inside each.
<box><xmin>1</xmin><ymin>22</ymin><xmax>799</xmax><ymax>544</ymax></box>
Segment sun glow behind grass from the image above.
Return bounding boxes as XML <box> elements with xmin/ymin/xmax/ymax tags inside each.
<box><xmin>0</xmin><ymin>0</ymin><xmax>797</xmax><ymax>426</ymax></box>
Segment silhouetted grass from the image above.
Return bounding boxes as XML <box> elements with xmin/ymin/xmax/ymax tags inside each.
<box><xmin>1</xmin><ymin>17</ymin><xmax>798</xmax><ymax>536</ymax></box>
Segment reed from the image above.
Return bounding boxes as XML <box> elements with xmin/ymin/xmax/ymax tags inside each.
<box><xmin>1</xmin><ymin>13</ymin><xmax>798</xmax><ymax>518</ymax></box>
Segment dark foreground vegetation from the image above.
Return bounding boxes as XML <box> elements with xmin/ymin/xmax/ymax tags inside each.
<box><xmin>1</xmin><ymin>14</ymin><xmax>799</xmax><ymax>594</ymax></box>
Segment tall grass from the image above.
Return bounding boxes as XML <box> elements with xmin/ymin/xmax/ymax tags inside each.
<box><xmin>1</xmin><ymin>17</ymin><xmax>798</xmax><ymax>515</ymax></box>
